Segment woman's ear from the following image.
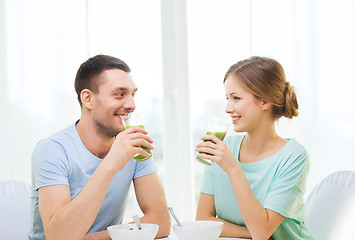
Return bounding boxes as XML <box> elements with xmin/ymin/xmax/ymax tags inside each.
<box><xmin>261</xmin><ymin>100</ymin><xmax>272</xmax><ymax>111</ymax></box>
<box><xmin>81</xmin><ymin>89</ymin><xmax>94</xmax><ymax>110</ymax></box>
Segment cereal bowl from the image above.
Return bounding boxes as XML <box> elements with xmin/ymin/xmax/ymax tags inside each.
<box><xmin>173</xmin><ymin>220</ymin><xmax>223</xmax><ymax>240</ymax></box>
<box><xmin>107</xmin><ymin>223</ymin><xmax>159</xmax><ymax>240</ymax></box>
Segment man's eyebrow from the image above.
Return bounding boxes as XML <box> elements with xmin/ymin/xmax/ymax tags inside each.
<box><xmin>111</xmin><ymin>87</ymin><xmax>138</xmax><ymax>92</ymax></box>
<box><xmin>114</xmin><ymin>87</ymin><xmax>128</xmax><ymax>91</ymax></box>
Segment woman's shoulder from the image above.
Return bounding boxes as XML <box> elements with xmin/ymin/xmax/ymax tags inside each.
<box><xmin>224</xmin><ymin>133</ymin><xmax>245</xmax><ymax>144</ymax></box>
<box><xmin>278</xmin><ymin>138</ymin><xmax>310</xmax><ymax>171</ymax></box>
<box><xmin>223</xmin><ymin>133</ymin><xmax>244</xmax><ymax>151</ymax></box>
<box><xmin>284</xmin><ymin>138</ymin><xmax>308</xmax><ymax>157</ymax></box>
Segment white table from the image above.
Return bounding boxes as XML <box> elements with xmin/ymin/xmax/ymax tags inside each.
<box><xmin>161</xmin><ymin>237</ymin><xmax>251</xmax><ymax>240</ymax></box>
<box><xmin>161</xmin><ymin>234</ymin><xmax>251</xmax><ymax>240</ymax></box>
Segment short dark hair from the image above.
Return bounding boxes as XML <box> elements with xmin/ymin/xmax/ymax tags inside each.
<box><xmin>74</xmin><ymin>54</ymin><xmax>131</xmax><ymax>107</ymax></box>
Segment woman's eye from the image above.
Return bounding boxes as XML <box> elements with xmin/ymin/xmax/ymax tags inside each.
<box><xmin>226</xmin><ymin>96</ymin><xmax>240</xmax><ymax>101</ymax></box>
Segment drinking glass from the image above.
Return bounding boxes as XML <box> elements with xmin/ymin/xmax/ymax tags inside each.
<box><xmin>122</xmin><ymin>111</ymin><xmax>152</xmax><ymax>161</ymax></box>
<box><xmin>196</xmin><ymin>117</ymin><xmax>229</xmax><ymax>165</ymax></box>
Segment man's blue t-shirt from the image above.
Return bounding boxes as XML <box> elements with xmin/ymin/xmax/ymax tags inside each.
<box><xmin>200</xmin><ymin>134</ymin><xmax>314</xmax><ymax>240</ymax></box>
<box><xmin>29</xmin><ymin>121</ymin><xmax>158</xmax><ymax>240</ymax></box>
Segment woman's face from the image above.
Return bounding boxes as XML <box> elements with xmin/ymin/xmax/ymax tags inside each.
<box><xmin>224</xmin><ymin>75</ymin><xmax>267</xmax><ymax>133</ymax></box>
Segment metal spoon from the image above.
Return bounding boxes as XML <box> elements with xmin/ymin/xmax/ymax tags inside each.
<box><xmin>133</xmin><ymin>214</ymin><xmax>142</xmax><ymax>230</ymax></box>
<box><xmin>168</xmin><ymin>207</ymin><xmax>182</xmax><ymax>227</ymax></box>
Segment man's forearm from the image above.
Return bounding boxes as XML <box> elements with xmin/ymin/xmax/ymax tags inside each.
<box><xmin>41</xmin><ymin>162</ymin><xmax>117</xmax><ymax>240</ymax></box>
<box><xmin>139</xmin><ymin>211</ymin><xmax>171</xmax><ymax>238</ymax></box>
<box><xmin>83</xmin><ymin>230</ymin><xmax>111</xmax><ymax>240</ymax></box>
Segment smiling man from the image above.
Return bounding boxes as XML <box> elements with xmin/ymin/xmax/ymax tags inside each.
<box><xmin>29</xmin><ymin>55</ymin><xmax>170</xmax><ymax>240</ymax></box>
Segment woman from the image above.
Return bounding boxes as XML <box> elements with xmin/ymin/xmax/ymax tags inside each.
<box><xmin>195</xmin><ymin>56</ymin><xmax>314</xmax><ymax>240</ymax></box>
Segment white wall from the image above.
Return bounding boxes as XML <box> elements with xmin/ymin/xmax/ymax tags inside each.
<box><xmin>250</xmin><ymin>0</ymin><xmax>355</xmax><ymax>195</ymax></box>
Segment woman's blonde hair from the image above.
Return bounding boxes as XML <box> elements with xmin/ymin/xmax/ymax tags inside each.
<box><xmin>224</xmin><ymin>56</ymin><xmax>298</xmax><ymax>119</ymax></box>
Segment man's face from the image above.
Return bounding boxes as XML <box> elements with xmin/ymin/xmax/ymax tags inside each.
<box><xmin>90</xmin><ymin>69</ymin><xmax>137</xmax><ymax>138</ymax></box>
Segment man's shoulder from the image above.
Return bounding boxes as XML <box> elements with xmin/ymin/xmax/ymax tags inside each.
<box><xmin>42</xmin><ymin>122</ymin><xmax>76</xmax><ymax>143</ymax></box>
<box><xmin>35</xmin><ymin>122</ymin><xmax>77</xmax><ymax>152</ymax></box>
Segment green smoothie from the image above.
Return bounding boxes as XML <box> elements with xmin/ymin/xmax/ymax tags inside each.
<box><xmin>124</xmin><ymin>125</ymin><xmax>152</xmax><ymax>161</ymax></box>
<box><xmin>206</xmin><ymin>131</ymin><xmax>227</xmax><ymax>141</ymax></box>
<box><xmin>196</xmin><ymin>131</ymin><xmax>227</xmax><ymax>165</ymax></box>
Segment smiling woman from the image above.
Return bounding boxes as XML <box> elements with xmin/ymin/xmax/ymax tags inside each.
<box><xmin>195</xmin><ymin>56</ymin><xmax>313</xmax><ymax>239</ymax></box>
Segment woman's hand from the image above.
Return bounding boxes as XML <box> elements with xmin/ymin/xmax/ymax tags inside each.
<box><xmin>196</xmin><ymin>134</ymin><xmax>240</xmax><ymax>175</ymax></box>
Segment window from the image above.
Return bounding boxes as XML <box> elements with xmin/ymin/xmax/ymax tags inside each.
<box><xmin>87</xmin><ymin>0</ymin><xmax>164</xmax><ymax>221</ymax></box>
<box><xmin>186</xmin><ymin>0</ymin><xmax>250</xmax><ymax>208</ymax></box>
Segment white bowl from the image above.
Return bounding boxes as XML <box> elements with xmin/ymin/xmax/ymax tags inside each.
<box><xmin>173</xmin><ymin>221</ymin><xmax>223</xmax><ymax>240</ymax></box>
<box><xmin>107</xmin><ymin>223</ymin><xmax>159</xmax><ymax>240</ymax></box>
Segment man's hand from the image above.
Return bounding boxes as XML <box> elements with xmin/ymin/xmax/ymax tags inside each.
<box><xmin>83</xmin><ymin>230</ymin><xmax>111</xmax><ymax>240</ymax></box>
<box><xmin>104</xmin><ymin>126</ymin><xmax>154</xmax><ymax>172</ymax></box>
<box><xmin>134</xmin><ymin>173</ymin><xmax>171</xmax><ymax>238</ymax></box>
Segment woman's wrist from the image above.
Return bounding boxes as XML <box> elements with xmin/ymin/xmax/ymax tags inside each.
<box><xmin>226</xmin><ymin>161</ymin><xmax>242</xmax><ymax>177</ymax></box>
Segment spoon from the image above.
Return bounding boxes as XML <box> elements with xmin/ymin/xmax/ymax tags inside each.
<box><xmin>133</xmin><ymin>214</ymin><xmax>142</xmax><ymax>230</ymax></box>
<box><xmin>168</xmin><ymin>207</ymin><xmax>182</xmax><ymax>227</ymax></box>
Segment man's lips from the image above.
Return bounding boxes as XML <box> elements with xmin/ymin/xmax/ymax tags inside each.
<box><xmin>115</xmin><ymin>113</ymin><xmax>129</xmax><ymax>121</ymax></box>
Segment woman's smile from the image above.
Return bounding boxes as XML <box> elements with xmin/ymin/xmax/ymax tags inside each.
<box><xmin>231</xmin><ymin>115</ymin><xmax>241</xmax><ymax>124</ymax></box>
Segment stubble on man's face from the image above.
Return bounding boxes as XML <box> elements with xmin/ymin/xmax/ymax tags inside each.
<box><xmin>94</xmin><ymin>117</ymin><xmax>122</xmax><ymax>139</ymax></box>
<box><xmin>91</xmin><ymin>95</ymin><xmax>126</xmax><ymax>139</ymax></box>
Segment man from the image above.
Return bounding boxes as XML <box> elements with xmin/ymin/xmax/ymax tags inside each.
<box><xmin>29</xmin><ymin>55</ymin><xmax>171</xmax><ymax>240</ymax></box>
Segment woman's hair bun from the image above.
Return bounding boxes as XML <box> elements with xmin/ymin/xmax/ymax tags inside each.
<box><xmin>282</xmin><ymin>81</ymin><xmax>299</xmax><ymax>119</ymax></box>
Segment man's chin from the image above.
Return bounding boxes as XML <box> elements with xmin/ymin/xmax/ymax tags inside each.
<box><xmin>111</xmin><ymin>126</ymin><xmax>124</xmax><ymax>136</ymax></box>
<box><xmin>117</xmin><ymin>127</ymin><xmax>125</xmax><ymax>134</ymax></box>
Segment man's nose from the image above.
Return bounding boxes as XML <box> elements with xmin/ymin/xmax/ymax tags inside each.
<box><xmin>124</xmin><ymin>95</ymin><xmax>136</xmax><ymax>111</ymax></box>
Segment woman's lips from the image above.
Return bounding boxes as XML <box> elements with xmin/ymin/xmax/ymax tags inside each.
<box><xmin>232</xmin><ymin>116</ymin><xmax>240</xmax><ymax>124</ymax></box>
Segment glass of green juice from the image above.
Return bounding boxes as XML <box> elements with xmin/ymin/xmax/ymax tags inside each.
<box><xmin>196</xmin><ymin>117</ymin><xmax>229</xmax><ymax>166</ymax></box>
<box><xmin>122</xmin><ymin>111</ymin><xmax>152</xmax><ymax>161</ymax></box>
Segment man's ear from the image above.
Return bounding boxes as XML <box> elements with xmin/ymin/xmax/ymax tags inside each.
<box><xmin>81</xmin><ymin>89</ymin><xmax>94</xmax><ymax>110</ymax></box>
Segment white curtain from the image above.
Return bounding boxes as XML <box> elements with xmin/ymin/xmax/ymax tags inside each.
<box><xmin>0</xmin><ymin>0</ymin><xmax>87</xmax><ymax>182</ymax></box>
<box><xmin>250</xmin><ymin>0</ymin><xmax>355</xmax><ymax>194</ymax></box>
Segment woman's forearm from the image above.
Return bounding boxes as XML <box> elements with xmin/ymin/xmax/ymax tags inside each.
<box><xmin>227</xmin><ymin>166</ymin><xmax>281</xmax><ymax>240</ymax></box>
<box><xmin>196</xmin><ymin>215</ymin><xmax>251</xmax><ymax>238</ymax></box>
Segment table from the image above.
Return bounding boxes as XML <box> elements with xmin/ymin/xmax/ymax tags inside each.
<box><xmin>161</xmin><ymin>237</ymin><xmax>251</xmax><ymax>240</ymax></box>
<box><xmin>161</xmin><ymin>235</ymin><xmax>251</xmax><ymax>240</ymax></box>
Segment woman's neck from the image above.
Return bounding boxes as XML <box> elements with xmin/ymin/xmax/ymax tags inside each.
<box><xmin>239</xmin><ymin>123</ymin><xmax>286</xmax><ymax>163</ymax></box>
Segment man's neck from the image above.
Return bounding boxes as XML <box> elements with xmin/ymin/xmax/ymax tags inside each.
<box><xmin>75</xmin><ymin>118</ymin><xmax>114</xmax><ymax>159</ymax></box>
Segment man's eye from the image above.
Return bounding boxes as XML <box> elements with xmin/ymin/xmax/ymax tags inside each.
<box><xmin>115</xmin><ymin>93</ymin><xmax>124</xmax><ymax>97</ymax></box>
